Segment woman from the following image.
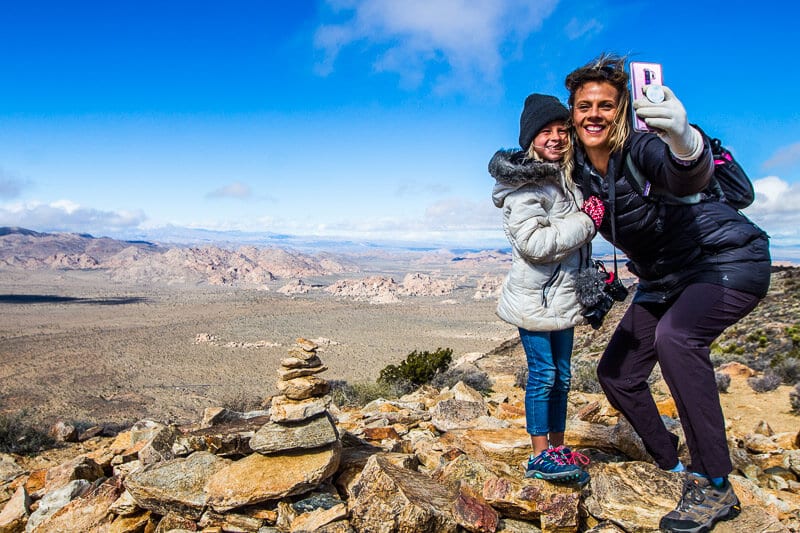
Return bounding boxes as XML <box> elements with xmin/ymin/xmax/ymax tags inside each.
<box><xmin>564</xmin><ymin>54</ymin><xmax>770</xmax><ymax>532</ymax></box>
<box><xmin>489</xmin><ymin>93</ymin><xmax>597</xmax><ymax>483</ymax></box>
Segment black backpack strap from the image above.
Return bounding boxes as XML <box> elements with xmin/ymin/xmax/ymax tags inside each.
<box><xmin>604</xmin><ymin>163</ymin><xmax>621</xmax><ymax>282</ymax></box>
<box><xmin>624</xmin><ymin>153</ymin><xmax>702</xmax><ymax>205</ymax></box>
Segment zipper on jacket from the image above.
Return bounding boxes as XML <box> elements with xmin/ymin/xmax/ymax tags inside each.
<box><xmin>541</xmin><ymin>264</ymin><xmax>561</xmax><ymax>307</ymax></box>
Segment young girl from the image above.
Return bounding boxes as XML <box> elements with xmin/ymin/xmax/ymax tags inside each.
<box><xmin>489</xmin><ymin>93</ymin><xmax>597</xmax><ymax>482</ymax></box>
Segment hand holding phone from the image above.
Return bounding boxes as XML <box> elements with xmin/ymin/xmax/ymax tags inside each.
<box><xmin>630</xmin><ymin>62</ymin><xmax>664</xmax><ymax>132</ymax></box>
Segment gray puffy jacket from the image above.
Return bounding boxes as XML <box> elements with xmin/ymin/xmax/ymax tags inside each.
<box><xmin>489</xmin><ymin>149</ymin><xmax>595</xmax><ymax>331</ymax></box>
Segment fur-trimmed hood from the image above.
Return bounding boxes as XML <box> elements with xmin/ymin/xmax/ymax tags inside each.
<box><xmin>490</xmin><ymin>149</ymin><xmax>564</xmax><ymax>208</ymax></box>
<box><xmin>488</xmin><ymin>149</ymin><xmax>562</xmax><ymax>185</ymax></box>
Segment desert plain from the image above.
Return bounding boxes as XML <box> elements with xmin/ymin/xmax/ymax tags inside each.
<box><xmin>0</xmin><ymin>256</ymin><xmax>516</xmax><ymax>428</ymax></box>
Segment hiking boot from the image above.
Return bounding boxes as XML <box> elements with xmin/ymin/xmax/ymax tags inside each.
<box><xmin>524</xmin><ymin>447</ymin><xmax>581</xmax><ymax>481</ymax></box>
<box><xmin>659</xmin><ymin>474</ymin><xmax>741</xmax><ymax>533</ymax></box>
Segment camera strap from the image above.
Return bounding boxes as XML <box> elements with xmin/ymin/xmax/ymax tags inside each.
<box><xmin>606</xmin><ymin>162</ymin><xmax>621</xmax><ymax>282</ymax></box>
<box><xmin>579</xmin><ymin>149</ymin><xmax>621</xmax><ymax>281</ymax></box>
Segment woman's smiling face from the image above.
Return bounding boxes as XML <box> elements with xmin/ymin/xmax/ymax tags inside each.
<box><xmin>571</xmin><ymin>81</ymin><xmax>619</xmax><ymax>152</ymax></box>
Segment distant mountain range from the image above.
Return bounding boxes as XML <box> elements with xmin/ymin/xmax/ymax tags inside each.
<box><xmin>0</xmin><ymin>226</ymin><xmax>516</xmax><ymax>290</ymax></box>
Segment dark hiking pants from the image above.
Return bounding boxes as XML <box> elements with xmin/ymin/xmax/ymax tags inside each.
<box><xmin>596</xmin><ymin>282</ymin><xmax>761</xmax><ymax>478</ymax></box>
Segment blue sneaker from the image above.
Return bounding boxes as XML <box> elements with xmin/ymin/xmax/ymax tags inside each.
<box><xmin>524</xmin><ymin>448</ymin><xmax>581</xmax><ymax>481</ymax></box>
<box><xmin>572</xmin><ymin>468</ymin><xmax>590</xmax><ymax>487</ymax></box>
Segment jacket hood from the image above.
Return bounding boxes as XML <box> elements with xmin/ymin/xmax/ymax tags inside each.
<box><xmin>490</xmin><ymin>149</ymin><xmax>563</xmax><ymax>206</ymax></box>
<box><xmin>489</xmin><ymin>149</ymin><xmax>562</xmax><ymax>185</ymax></box>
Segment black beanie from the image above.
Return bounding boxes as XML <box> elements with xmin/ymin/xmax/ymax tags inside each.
<box><xmin>518</xmin><ymin>93</ymin><xmax>570</xmax><ymax>150</ymax></box>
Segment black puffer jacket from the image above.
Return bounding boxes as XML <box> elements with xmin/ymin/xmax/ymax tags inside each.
<box><xmin>574</xmin><ymin>132</ymin><xmax>770</xmax><ymax>303</ymax></box>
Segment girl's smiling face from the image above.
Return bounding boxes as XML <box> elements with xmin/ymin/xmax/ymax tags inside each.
<box><xmin>532</xmin><ymin>120</ymin><xmax>568</xmax><ymax>162</ymax></box>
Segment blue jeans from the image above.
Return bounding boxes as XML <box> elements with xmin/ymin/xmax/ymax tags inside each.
<box><xmin>519</xmin><ymin>327</ymin><xmax>574</xmax><ymax>436</ymax></box>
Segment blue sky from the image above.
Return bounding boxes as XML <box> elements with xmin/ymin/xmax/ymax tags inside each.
<box><xmin>1</xmin><ymin>1</ymin><xmax>799</xmax><ymax>256</ymax></box>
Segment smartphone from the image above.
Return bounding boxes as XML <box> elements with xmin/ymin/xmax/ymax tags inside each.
<box><xmin>630</xmin><ymin>62</ymin><xmax>663</xmax><ymax>132</ymax></box>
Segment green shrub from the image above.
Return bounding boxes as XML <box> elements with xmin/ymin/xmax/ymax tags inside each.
<box><xmin>790</xmin><ymin>384</ymin><xmax>800</xmax><ymax>414</ymax></box>
<box><xmin>711</xmin><ymin>339</ymin><xmax>746</xmax><ymax>356</ymax></box>
<box><xmin>715</xmin><ymin>371</ymin><xmax>731</xmax><ymax>393</ymax></box>
<box><xmin>770</xmin><ymin>356</ymin><xmax>800</xmax><ymax>385</ymax></box>
<box><xmin>378</xmin><ymin>348</ymin><xmax>453</xmax><ymax>388</ymax></box>
<box><xmin>746</xmin><ymin>330</ymin><xmax>769</xmax><ymax>348</ymax></box>
<box><xmin>514</xmin><ymin>365</ymin><xmax>527</xmax><ymax>390</ymax></box>
<box><xmin>431</xmin><ymin>364</ymin><xmax>492</xmax><ymax>394</ymax></box>
<box><xmin>786</xmin><ymin>324</ymin><xmax>800</xmax><ymax>346</ymax></box>
<box><xmin>0</xmin><ymin>411</ymin><xmax>55</xmax><ymax>454</ymax></box>
<box><xmin>219</xmin><ymin>390</ymin><xmax>264</xmax><ymax>413</ymax></box>
<box><xmin>328</xmin><ymin>379</ymin><xmax>405</xmax><ymax>407</ymax></box>
<box><xmin>572</xmin><ymin>358</ymin><xmax>602</xmax><ymax>394</ymax></box>
<box><xmin>747</xmin><ymin>371</ymin><xmax>782</xmax><ymax>393</ymax></box>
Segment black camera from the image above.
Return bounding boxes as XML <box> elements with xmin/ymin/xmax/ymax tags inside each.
<box><xmin>582</xmin><ymin>291</ymin><xmax>614</xmax><ymax>330</ymax></box>
<box><xmin>605</xmin><ymin>276</ymin><xmax>629</xmax><ymax>302</ymax></box>
<box><xmin>575</xmin><ymin>261</ymin><xmax>629</xmax><ymax>330</ymax></box>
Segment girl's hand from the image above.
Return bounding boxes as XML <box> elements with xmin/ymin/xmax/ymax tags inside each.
<box><xmin>582</xmin><ymin>196</ymin><xmax>604</xmax><ymax>228</ymax></box>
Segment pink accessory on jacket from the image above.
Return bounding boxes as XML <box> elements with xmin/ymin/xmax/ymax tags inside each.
<box><xmin>582</xmin><ymin>195</ymin><xmax>605</xmax><ymax>228</ymax></box>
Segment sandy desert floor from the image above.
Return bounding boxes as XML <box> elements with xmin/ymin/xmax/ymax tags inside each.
<box><xmin>0</xmin><ymin>268</ymin><xmax>517</xmax><ymax>428</ymax></box>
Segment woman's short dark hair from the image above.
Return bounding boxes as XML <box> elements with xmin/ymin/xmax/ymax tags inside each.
<box><xmin>565</xmin><ymin>53</ymin><xmax>631</xmax><ymax>153</ymax></box>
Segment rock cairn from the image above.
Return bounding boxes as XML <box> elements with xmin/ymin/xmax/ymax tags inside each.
<box><xmin>254</xmin><ymin>337</ymin><xmax>341</xmax><ymax>457</ymax></box>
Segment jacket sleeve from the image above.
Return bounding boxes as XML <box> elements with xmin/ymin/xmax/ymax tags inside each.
<box><xmin>629</xmin><ymin>131</ymin><xmax>713</xmax><ymax>197</ymax></box>
<box><xmin>503</xmin><ymin>188</ymin><xmax>596</xmax><ymax>264</ymax></box>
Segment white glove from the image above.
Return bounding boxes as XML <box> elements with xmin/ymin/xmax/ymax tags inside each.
<box><xmin>632</xmin><ymin>85</ymin><xmax>703</xmax><ymax>161</ymax></box>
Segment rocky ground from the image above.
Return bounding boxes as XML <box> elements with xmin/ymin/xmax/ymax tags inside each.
<box><xmin>0</xmin><ymin>338</ymin><xmax>797</xmax><ymax>532</ymax></box>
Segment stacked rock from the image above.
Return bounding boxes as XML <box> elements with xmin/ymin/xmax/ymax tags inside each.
<box><xmin>249</xmin><ymin>338</ymin><xmax>339</xmax><ymax>454</ymax></box>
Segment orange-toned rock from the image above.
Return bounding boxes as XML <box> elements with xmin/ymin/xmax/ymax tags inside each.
<box><xmin>362</xmin><ymin>427</ymin><xmax>401</xmax><ymax>442</ymax></box>
<box><xmin>656</xmin><ymin>397</ymin><xmax>678</xmax><ymax>418</ymax></box>
<box><xmin>494</xmin><ymin>402</ymin><xmax>525</xmax><ymax>421</ymax></box>
<box><xmin>718</xmin><ymin>361</ymin><xmax>757</xmax><ymax>377</ymax></box>
<box><xmin>205</xmin><ymin>442</ymin><xmax>341</xmax><ymax>511</ymax></box>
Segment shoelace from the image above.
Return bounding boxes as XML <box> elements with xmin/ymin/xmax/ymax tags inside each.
<box><xmin>677</xmin><ymin>477</ymin><xmax>706</xmax><ymax>511</ymax></box>
<box><xmin>554</xmin><ymin>446</ymin><xmax>590</xmax><ymax>466</ymax></box>
<box><xmin>542</xmin><ymin>448</ymin><xmax>568</xmax><ymax>466</ymax></box>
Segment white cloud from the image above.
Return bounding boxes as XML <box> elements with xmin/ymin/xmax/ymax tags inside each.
<box><xmin>743</xmin><ymin>176</ymin><xmax>800</xmax><ymax>248</ymax></box>
<box><xmin>749</xmin><ymin>176</ymin><xmax>800</xmax><ymax>214</ymax></box>
<box><xmin>762</xmin><ymin>142</ymin><xmax>800</xmax><ymax>170</ymax></box>
<box><xmin>564</xmin><ymin>17</ymin><xmax>603</xmax><ymax>40</ymax></box>
<box><xmin>314</xmin><ymin>0</ymin><xmax>559</xmax><ymax>92</ymax></box>
<box><xmin>0</xmin><ymin>168</ymin><xmax>30</xmax><ymax>199</ymax></box>
<box><xmin>423</xmin><ymin>197</ymin><xmax>499</xmax><ymax>229</ymax></box>
<box><xmin>247</xmin><ymin>195</ymin><xmax>505</xmax><ymax>246</ymax></box>
<box><xmin>206</xmin><ymin>181</ymin><xmax>252</xmax><ymax>199</ymax></box>
<box><xmin>394</xmin><ymin>180</ymin><xmax>451</xmax><ymax>197</ymax></box>
<box><xmin>0</xmin><ymin>200</ymin><xmax>146</xmax><ymax>234</ymax></box>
